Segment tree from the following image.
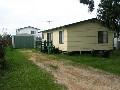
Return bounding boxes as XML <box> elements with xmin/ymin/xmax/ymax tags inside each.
<box><xmin>97</xmin><ymin>0</ymin><xmax>120</xmax><ymax>36</ymax></box>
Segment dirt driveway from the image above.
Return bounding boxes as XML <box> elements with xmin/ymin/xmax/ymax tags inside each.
<box><xmin>22</xmin><ymin>50</ymin><xmax>120</xmax><ymax>90</ymax></box>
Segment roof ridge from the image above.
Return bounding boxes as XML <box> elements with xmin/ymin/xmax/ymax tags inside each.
<box><xmin>18</xmin><ymin>26</ymin><xmax>40</xmax><ymax>30</ymax></box>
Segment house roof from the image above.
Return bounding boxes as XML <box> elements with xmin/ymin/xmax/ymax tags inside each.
<box><xmin>17</xmin><ymin>26</ymin><xmax>40</xmax><ymax>30</ymax></box>
<box><xmin>43</xmin><ymin>18</ymin><xmax>98</xmax><ymax>32</ymax></box>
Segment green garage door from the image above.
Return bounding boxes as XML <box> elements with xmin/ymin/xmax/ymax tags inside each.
<box><xmin>14</xmin><ymin>36</ymin><xmax>34</xmax><ymax>48</ymax></box>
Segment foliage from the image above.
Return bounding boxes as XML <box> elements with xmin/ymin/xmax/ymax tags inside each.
<box><xmin>79</xmin><ymin>0</ymin><xmax>95</xmax><ymax>12</ymax></box>
<box><xmin>97</xmin><ymin>0</ymin><xmax>120</xmax><ymax>35</ymax></box>
<box><xmin>0</xmin><ymin>49</ymin><xmax>65</xmax><ymax>90</ymax></box>
<box><xmin>2</xmin><ymin>34</ymin><xmax>11</xmax><ymax>40</ymax></box>
<box><xmin>0</xmin><ymin>40</ymin><xmax>7</xmax><ymax>70</ymax></box>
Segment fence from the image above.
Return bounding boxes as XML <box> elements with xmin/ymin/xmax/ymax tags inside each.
<box><xmin>35</xmin><ymin>40</ymin><xmax>59</xmax><ymax>54</ymax></box>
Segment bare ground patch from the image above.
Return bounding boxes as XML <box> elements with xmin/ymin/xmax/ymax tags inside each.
<box><xmin>21</xmin><ymin>50</ymin><xmax>120</xmax><ymax>90</ymax></box>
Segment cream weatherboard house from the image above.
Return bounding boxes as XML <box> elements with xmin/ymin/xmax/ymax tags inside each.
<box><xmin>42</xmin><ymin>18</ymin><xmax>113</xmax><ymax>53</ymax></box>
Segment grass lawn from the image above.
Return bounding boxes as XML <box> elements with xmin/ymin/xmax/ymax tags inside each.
<box><xmin>50</xmin><ymin>50</ymin><xmax>120</xmax><ymax>76</ymax></box>
<box><xmin>0</xmin><ymin>47</ymin><xmax>65</xmax><ymax>90</ymax></box>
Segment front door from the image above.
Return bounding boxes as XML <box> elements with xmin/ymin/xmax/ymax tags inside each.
<box><xmin>47</xmin><ymin>33</ymin><xmax>52</xmax><ymax>46</ymax></box>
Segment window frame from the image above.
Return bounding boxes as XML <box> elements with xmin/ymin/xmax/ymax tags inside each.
<box><xmin>31</xmin><ymin>31</ymin><xmax>35</xmax><ymax>34</ymax></box>
<box><xmin>47</xmin><ymin>32</ymin><xmax>53</xmax><ymax>42</ymax></box>
<box><xmin>59</xmin><ymin>31</ymin><xmax>64</xmax><ymax>44</ymax></box>
<box><xmin>98</xmin><ymin>31</ymin><xmax>108</xmax><ymax>44</ymax></box>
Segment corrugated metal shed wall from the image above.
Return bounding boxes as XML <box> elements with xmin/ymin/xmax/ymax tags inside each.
<box><xmin>12</xmin><ymin>35</ymin><xmax>35</xmax><ymax>48</ymax></box>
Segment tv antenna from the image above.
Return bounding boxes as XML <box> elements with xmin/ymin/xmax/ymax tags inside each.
<box><xmin>46</xmin><ymin>21</ymin><xmax>52</xmax><ymax>28</ymax></box>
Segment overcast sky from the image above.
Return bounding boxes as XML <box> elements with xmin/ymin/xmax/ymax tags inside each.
<box><xmin>0</xmin><ymin>0</ymin><xmax>100</xmax><ymax>35</ymax></box>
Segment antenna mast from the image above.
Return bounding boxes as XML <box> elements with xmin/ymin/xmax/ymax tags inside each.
<box><xmin>46</xmin><ymin>21</ymin><xmax>52</xmax><ymax>28</ymax></box>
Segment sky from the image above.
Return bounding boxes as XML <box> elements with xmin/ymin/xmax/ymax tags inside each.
<box><xmin>0</xmin><ymin>0</ymin><xmax>100</xmax><ymax>35</ymax></box>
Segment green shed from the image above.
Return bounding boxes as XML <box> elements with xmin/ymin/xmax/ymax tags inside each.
<box><xmin>12</xmin><ymin>34</ymin><xmax>35</xmax><ymax>48</ymax></box>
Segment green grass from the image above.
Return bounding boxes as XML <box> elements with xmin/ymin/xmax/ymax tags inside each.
<box><xmin>0</xmin><ymin>47</ymin><xmax>65</xmax><ymax>90</ymax></box>
<box><xmin>50</xmin><ymin>50</ymin><xmax>120</xmax><ymax>76</ymax></box>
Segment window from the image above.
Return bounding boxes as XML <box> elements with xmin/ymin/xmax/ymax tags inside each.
<box><xmin>31</xmin><ymin>31</ymin><xmax>35</xmax><ymax>34</ymax></box>
<box><xmin>59</xmin><ymin>31</ymin><xmax>64</xmax><ymax>44</ymax></box>
<box><xmin>98</xmin><ymin>31</ymin><xmax>108</xmax><ymax>43</ymax></box>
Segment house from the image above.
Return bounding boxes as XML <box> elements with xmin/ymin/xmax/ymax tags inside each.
<box><xmin>16</xmin><ymin>26</ymin><xmax>40</xmax><ymax>37</ymax></box>
<box><xmin>42</xmin><ymin>18</ymin><xmax>113</xmax><ymax>53</ymax></box>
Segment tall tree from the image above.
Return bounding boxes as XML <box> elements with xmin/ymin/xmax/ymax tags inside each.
<box><xmin>97</xmin><ymin>0</ymin><xmax>120</xmax><ymax>36</ymax></box>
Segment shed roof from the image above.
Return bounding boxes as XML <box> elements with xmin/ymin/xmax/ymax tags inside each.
<box><xmin>43</xmin><ymin>18</ymin><xmax>98</xmax><ymax>32</ymax></box>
